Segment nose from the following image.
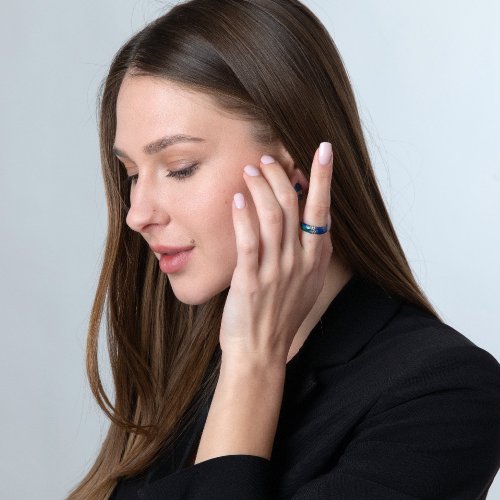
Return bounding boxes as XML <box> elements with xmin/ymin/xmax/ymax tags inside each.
<box><xmin>125</xmin><ymin>176</ymin><xmax>170</xmax><ymax>233</ymax></box>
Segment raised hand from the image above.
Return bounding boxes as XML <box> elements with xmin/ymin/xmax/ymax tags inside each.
<box><xmin>220</xmin><ymin>142</ymin><xmax>333</xmax><ymax>366</ymax></box>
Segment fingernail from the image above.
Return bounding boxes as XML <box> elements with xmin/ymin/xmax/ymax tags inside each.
<box><xmin>244</xmin><ymin>164</ymin><xmax>260</xmax><ymax>176</ymax></box>
<box><xmin>319</xmin><ymin>142</ymin><xmax>332</xmax><ymax>166</ymax></box>
<box><xmin>261</xmin><ymin>155</ymin><xmax>275</xmax><ymax>165</ymax></box>
<box><xmin>234</xmin><ymin>192</ymin><xmax>245</xmax><ymax>209</ymax></box>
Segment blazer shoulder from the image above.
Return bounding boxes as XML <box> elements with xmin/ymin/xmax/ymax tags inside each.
<box><xmin>367</xmin><ymin>302</ymin><xmax>500</xmax><ymax>395</ymax></box>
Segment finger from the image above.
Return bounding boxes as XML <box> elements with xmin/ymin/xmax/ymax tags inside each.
<box><xmin>232</xmin><ymin>191</ymin><xmax>259</xmax><ymax>277</ymax></box>
<box><xmin>258</xmin><ymin>155</ymin><xmax>300</xmax><ymax>257</ymax></box>
<box><xmin>243</xmin><ymin>163</ymin><xmax>283</xmax><ymax>276</ymax></box>
<box><xmin>317</xmin><ymin>221</ymin><xmax>334</xmax><ymax>278</ymax></box>
<box><xmin>301</xmin><ymin>142</ymin><xmax>332</xmax><ymax>257</ymax></box>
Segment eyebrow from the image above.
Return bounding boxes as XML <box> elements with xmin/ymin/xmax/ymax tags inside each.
<box><xmin>112</xmin><ymin>134</ymin><xmax>206</xmax><ymax>160</ymax></box>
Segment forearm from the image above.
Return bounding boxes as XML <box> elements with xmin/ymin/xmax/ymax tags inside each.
<box><xmin>194</xmin><ymin>355</ymin><xmax>286</xmax><ymax>464</ymax></box>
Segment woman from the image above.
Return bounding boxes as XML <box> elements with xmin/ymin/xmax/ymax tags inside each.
<box><xmin>68</xmin><ymin>0</ymin><xmax>500</xmax><ymax>498</ymax></box>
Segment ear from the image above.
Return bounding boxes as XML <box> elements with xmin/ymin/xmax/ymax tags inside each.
<box><xmin>275</xmin><ymin>143</ymin><xmax>310</xmax><ymax>193</ymax></box>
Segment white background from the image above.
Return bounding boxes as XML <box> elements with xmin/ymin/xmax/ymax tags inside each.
<box><xmin>1</xmin><ymin>1</ymin><xmax>498</xmax><ymax>498</ymax></box>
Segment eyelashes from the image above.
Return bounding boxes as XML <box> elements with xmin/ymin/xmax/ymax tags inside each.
<box><xmin>122</xmin><ymin>163</ymin><xmax>200</xmax><ymax>189</ymax></box>
<box><xmin>167</xmin><ymin>162</ymin><xmax>199</xmax><ymax>181</ymax></box>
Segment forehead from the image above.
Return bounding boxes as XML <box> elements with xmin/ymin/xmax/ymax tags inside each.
<box><xmin>114</xmin><ymin>75</ymin><xmax>253</xmax><ymax>147</ymax></box>
<box><xmin>116</xmin><ymin>75</ymin><xmax>219</xmax><ymax>125</ymax></box>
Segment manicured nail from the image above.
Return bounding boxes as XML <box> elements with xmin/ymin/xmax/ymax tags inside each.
<box><xmin>319</xmin><ymin>142</ymin><xmax>332</xmax><ymax>166</ymax></box>
<box><xmin>244</xmin><ymin>164</ymin><xmax>261</xmax><ymax>176</ymax></box>
<box><xmin>234</xmin><ymin>192</ymin><xmax>245</xmax><ymax>209</ymax></box>
<box><xmin>261</xmin><ymin>155</ymin><xmax>275</xmax><ymax>165</ymax></box>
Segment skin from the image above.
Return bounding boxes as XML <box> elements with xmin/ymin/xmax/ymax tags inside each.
<box><xmin>115</xmin><ymin>74</ymin><xmax>353</xmax><ymax>462</ymax></box>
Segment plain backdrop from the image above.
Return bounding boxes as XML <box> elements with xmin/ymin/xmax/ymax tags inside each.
<box><xmin>1</xmin><ymin>1</ymin><xmax>499</xmax><ymax>498</ymax></box>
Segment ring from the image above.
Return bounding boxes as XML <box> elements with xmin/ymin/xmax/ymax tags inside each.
<box><xmin>300</xmin><ymin>221</ymin><xmax>329</xmax><ymax>234</ymax></box>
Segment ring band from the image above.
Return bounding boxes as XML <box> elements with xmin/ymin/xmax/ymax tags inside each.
<box><xmin>300</xmin><ymin>221</ymin><xmax>329</xmax><ymax>234</ymax></box>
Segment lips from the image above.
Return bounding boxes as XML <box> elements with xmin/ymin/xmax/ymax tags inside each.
<box><xmin>150</xmin><ymin>244</ymin><xmax>195</xmax><ymax>255</ymax></box>
<box><xmin>159</xmin><ymin>248</ymin><xmax>194</xmax><ymax>274</ymax></box>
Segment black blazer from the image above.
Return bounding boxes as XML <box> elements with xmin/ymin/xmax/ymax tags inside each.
<box><xmin>111</xmin><ymin>275</ymin><xmax>500</xmax><ymax>499</ymax></box>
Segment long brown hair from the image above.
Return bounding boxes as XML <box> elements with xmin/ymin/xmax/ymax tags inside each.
<box><xmin>68</xmin><ymin>0</ymin><xmax>440</xmax><ymax>497</ymax></box>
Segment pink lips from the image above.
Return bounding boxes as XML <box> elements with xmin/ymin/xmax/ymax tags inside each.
<box><xmin>150</xmin><ymin>245</ymin><xmax>195</xmax><ymax>255</ymax></box>
<box><xmin>149</xmin><ymin>244</ymin><xmax>195</xmax><ymax>274</ymax></box>
<box><xmin>159</xmin><ymin>249</ymin><xmax>194</xmax><ymax>274</ymax></box>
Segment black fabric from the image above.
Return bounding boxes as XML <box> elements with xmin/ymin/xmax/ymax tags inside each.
<box><xmin>110</xmin><ymin>275</ymin><xmax>500</xmax><ymax>499</ymax></box>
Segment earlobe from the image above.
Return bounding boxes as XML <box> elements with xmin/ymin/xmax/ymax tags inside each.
<box><xmin>291</xmin><ymin>168</ymin><xmax>310</xmax><ymax>195</ymax></box>
<box><xmin>275</xmin><ymin>142</ymin><xmax>310</xmax><ymax>193</ymax></box>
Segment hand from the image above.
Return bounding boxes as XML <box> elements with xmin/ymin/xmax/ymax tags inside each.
<box><xmin>220</xmin><ymin>143</ymin><xmax>334</xmax><ymax>365</ymax></box>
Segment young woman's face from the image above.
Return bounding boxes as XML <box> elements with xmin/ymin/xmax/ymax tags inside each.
<box><xmin>115</xmin><ymin>75</ymin><xmax>302</xmax><ymax>305</ymax></box>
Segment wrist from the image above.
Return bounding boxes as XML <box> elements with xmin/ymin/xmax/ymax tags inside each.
<box><xmin>195</xmin><ymin>350</ymin><xmax>286</xmax><ymax>462</ymax></box>
<box><xmin>220</xmin><ymin>351</ymin><xmax>287</xmax><ymax>380</ymax></box>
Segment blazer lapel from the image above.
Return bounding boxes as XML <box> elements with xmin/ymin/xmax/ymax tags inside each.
<box><xmin>282</xmin><ymin>275</ymin><xmax>404</xmax><ymax>410</ymax></box>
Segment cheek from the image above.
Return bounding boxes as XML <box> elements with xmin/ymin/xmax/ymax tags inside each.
<box><xmin>188</xmin><ymin>183</ymin><xmax>239</xmax><ymax>255</ymax></box>
<box><xmin>189</xmin><ymin>170</ymin><xmax>258</xmax><ymax>259</ymax></box>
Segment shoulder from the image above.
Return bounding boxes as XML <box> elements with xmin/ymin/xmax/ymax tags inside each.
<box><xmin>365</xmin><ymin>301</ymin><xmax>500</xmax><ymax>403</ymax></box>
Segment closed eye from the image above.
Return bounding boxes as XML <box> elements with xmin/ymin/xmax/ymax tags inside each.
<box><xmin>166</xmin><ymin>162</ymin><xmax>199</xmax><ymax>181</ymax></box>
<box><xmin>122</xmin><ymin>163</ymin><xmax>200</xmax><ymax>189</ymax></box>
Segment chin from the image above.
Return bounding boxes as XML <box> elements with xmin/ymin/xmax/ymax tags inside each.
<box><xmin>169</xmin><ymin>280</ymin><xmax>229</xmax><ymax>306</ymax></box>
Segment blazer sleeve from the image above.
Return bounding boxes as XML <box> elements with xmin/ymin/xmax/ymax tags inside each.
<box><xmin>138</xmin><ymin>344</ymin><xmax>500</xmax><ymax>500</ymax></box>
<box><xmin>137</xmin><ymin>454</ymin><xmax>272</xmax><ymax>499</ymax></box>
